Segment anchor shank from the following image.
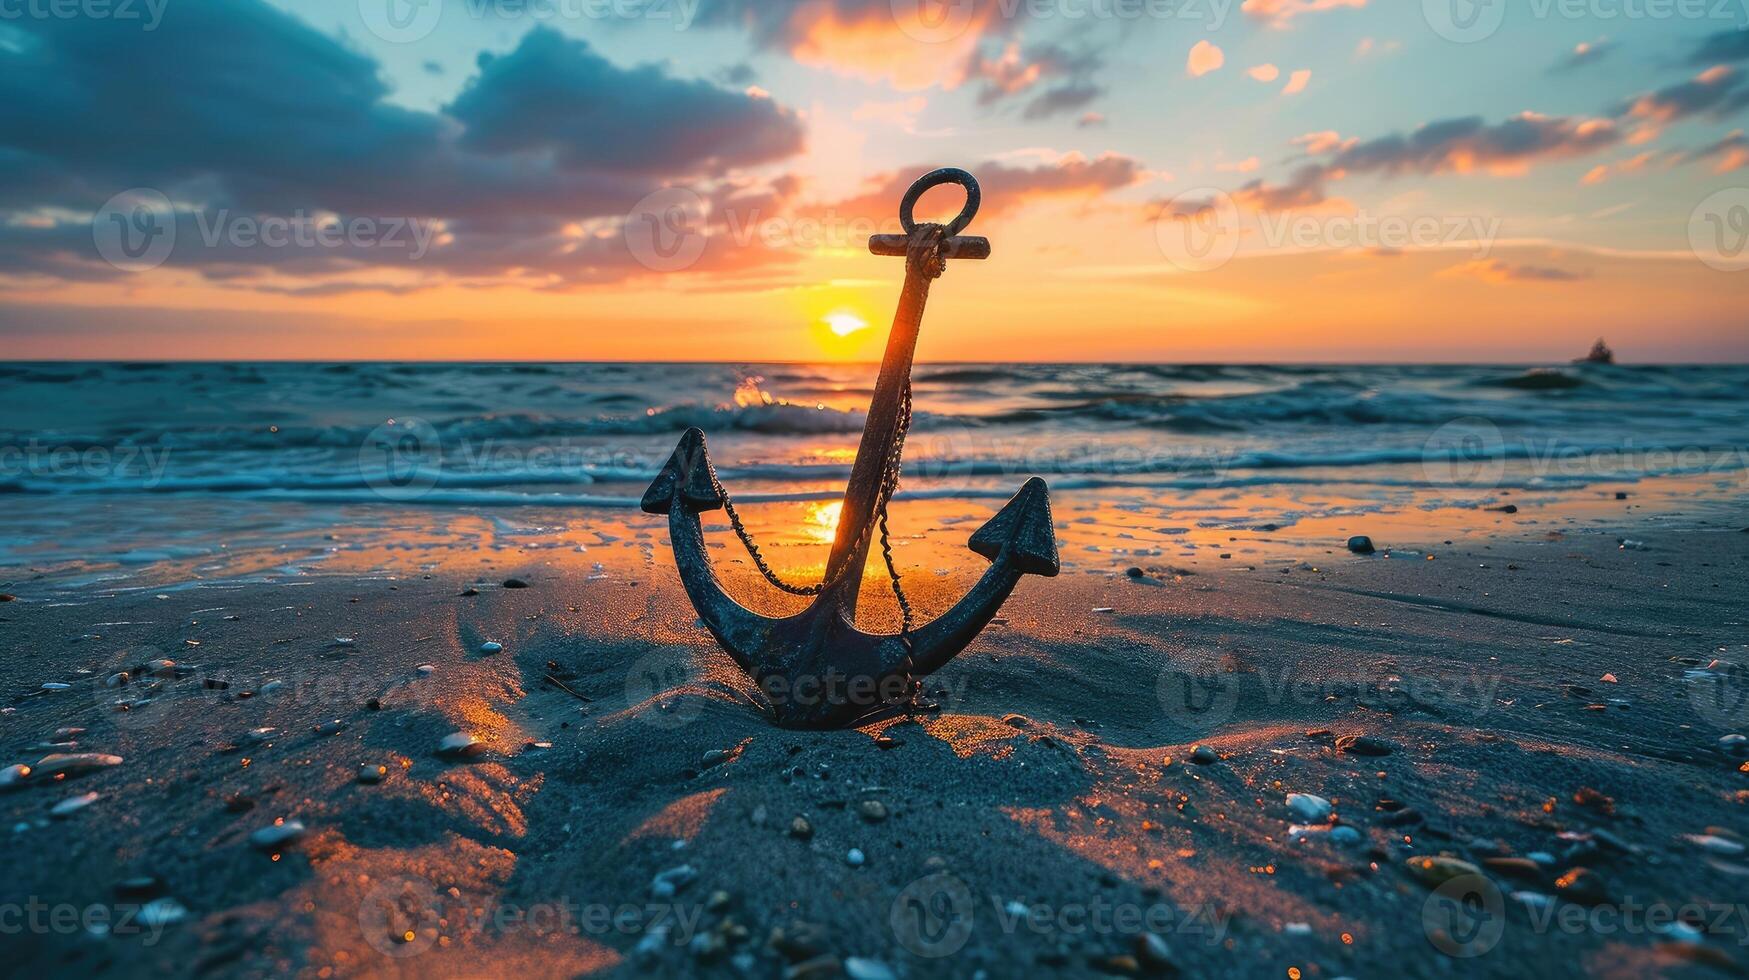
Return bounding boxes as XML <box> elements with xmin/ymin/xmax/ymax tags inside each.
<box><xmin>823</xmin><ymin>252</ymin><xmax>937</xmax><ymax>599</ymax></box>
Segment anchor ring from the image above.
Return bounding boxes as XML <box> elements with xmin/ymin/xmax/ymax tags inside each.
<box><xmin>899</xmin><ymin>168</ymin><xmax>980</xmax><ymax>238</ymax></box>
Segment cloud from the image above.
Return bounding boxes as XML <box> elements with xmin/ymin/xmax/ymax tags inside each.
<box><xmin>1242</xmin><ymin>0</ymin><xmax>1367</xmax><ymax>26</ymax></box>
<box><xmin>1617</xmin><ymin>65</ymin><xmax>1749</xmax><ymax>127</ymax></box>
<box><xmin>1188</xmin><ymin>41</ymin><xmax>1225</xmax><ymax>78</ymax></box>
<box><xmin>1687</xmin><ymin>28</ymin><xmax>1749</xmax><ymax>66</ymax></box>
<box><xmin>1553</xmin><ymin>38</ymin><xmax>1615</xmax><ymax>73</ymax></box>
<box><xmin>1578</xmin><ymin>151</ymin><xmax>1671</xmax><ymax>185</ymax></box>
<box><xmin>1078</xmin><ymin>112</ymin><xmax>1108</xmax><ymax>128</ymax></box>
<box><xmin>966</xmin><ymin>41</ymin><xmax>1107</xmax><ymax>120</ymax></box>
<box><xmin>1442</xmin><ymin>259</ymin><xmax>1590</xmax><ymax>284</ymax></box>
<box><xmin>1687</xmin><ymin>129</ymin><xmax>1749</xmax><ymax>173</ymax></box>
<box><xmin>1232</xmin><ymin>164</ymin><xmax>1332</xmax><ymax>210</ymax></box>
<box><xmin>1282</xmin><ymin>70</ymin><xmax>1312</xmax><ymax>95</ymax></box>
<box><xmin>0</xmin><ymin>1</ymin><xmax>809</xmax><ymax>289</ymax></box>
<box><xmin>448</xmin><ymin>28</ymin><xmax>803</xmax><ymax>175</ymax></box>
<box><xmin>825</xmin><ymin>153</ymin><xmax>1145</xmax><ymax>224</ymax></box>
<box><xmin>1248</xmin><ymin>64</ymin><xmax>1281</xmax><ymax>82</ymax></box>
<box><xmin>1327</xmin><ymin>112</ymin><xmax>1620</xmax><ymax>177</ymax></box>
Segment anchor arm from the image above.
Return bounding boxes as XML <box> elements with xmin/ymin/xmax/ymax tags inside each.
<box><xmin>642</xmin><ymin>428</ymin><xmax>774</xmax><ymax>673</ymax></box>
<box><xmin>901</xmin><ymin>477</ymin><xmax>1061</xmax><ymax>677</ymax></box>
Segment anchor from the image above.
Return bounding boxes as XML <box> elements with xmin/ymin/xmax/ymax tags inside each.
<box><xmin>642</xmin><ymin>168</ymin><xmax>1059</xmax><ymax>729</ymax></box>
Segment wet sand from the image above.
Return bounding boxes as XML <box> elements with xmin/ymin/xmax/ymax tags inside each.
<box><xmin>2</xmin><ymin>511</ymin><xmax>1747</xmax><ymax>978</ymax></box>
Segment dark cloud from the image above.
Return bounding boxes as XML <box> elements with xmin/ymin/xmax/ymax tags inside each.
<box><xmin>1618</xmin><ymin>66</ymin><xmax>1749</xmax><ymax>124</ymax></box>
<box><xmin>448</xmin><ymin>28</ymin><xmax>801</xmax><ymax>174</ymax></box>
<box><xmin>823</xmin><ymin>154</ymin><xmax>1144</xmax><ymax>225</ymax></box>
<box><xmin>1329</xmin><ymin>113</ymin><xmax>1621</xmax><ymax>177</ymax></box>
<box><xmin>0</xmin><ymin>1</ymin><xmax>808</xmax><ymax>290</ymax></box>
<box><xmin>1445</xmin><ymin>259</ymin><xmax>1590</xmax><ymax>283</ymax></box>
<box><xmin>1688</xmin><ymin>27</ymin><xmax>1749</xmax><ymax>66</ymax></box>
<box><xmin>967</xmin><ymin>42</ymin><xmax>1107</xmax><ymax>121</ymax></box>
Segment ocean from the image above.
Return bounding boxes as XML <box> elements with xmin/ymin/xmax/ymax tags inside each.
<box><xmin>2</xmin><ymin>361</ymin><xmax>1746</xmax><ymax>584</ymax></box>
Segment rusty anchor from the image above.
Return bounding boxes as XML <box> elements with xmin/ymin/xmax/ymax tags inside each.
<box><xmin>642</xmin><ymin>168</ymin><xmax>1059</xmax><ymax>728</ymax></box>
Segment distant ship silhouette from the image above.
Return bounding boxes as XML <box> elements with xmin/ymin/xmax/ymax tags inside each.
<box><xmin>1574</xmin><ymin>338</ymin><xmax>1615</xmax><ymax>365</ymax></box>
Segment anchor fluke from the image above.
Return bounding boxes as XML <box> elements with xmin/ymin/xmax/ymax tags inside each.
<box><xmin>641</xmin><ymin>427</ymin><xmax>723</xmax><ymax>515</ymax></box>
<box><xmin>968</xmin><ymin>476</ymin><xmax>1060</xmax><ymax>577</ymax></box>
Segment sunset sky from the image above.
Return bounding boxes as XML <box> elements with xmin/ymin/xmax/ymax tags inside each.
<box><xmin>2</xmin><ymin>0</ymin><xmax>1747</xmax><ymax>361</ymax></box>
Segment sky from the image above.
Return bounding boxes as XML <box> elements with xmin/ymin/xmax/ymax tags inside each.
<box><xmin>1</xmin><ymin>0</ymin><xmax>1747</xmax><ymax>362</ymax></box>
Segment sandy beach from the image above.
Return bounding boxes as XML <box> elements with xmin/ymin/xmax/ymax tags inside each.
<box><xmin>4</xmin><ymin>497</ymin><xmax>1746</xmax><ymax>978</ymax></box>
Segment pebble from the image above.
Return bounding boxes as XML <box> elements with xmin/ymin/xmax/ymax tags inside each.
<box><xmin>104</xmin><ymin>672</ymin><xmax>130</xmax><ymax>688</ymax></box>
<box><xmin>313</xmin><ymin>719</ymin><xmax>347</xmax><ymax>736</ymax></box>
<box><xmin>1125</xmin><ymin>567</ymin><xmax>1145</xmax><ymax>578</ymax></box>
<box><xmin>358</xmin><ymin>764</ymin><xmax>387</xmax><ymax>784</ymax></box>
<box><xmin>249</xmin><ymin>819</ymin><xmax>306</xmax><ymax>850</ymax></box>
<box><xmin>1680</xmin><ymin>833</ymin><xmax>1745</xmax><ymax>856</ymax></box>
<box><xmin>34</xmin><ymin>753</ymin><xmax>122</xmax><ymax>777</ymax></box>
<box><xmin>1347</xmin><ymin>535</ymin><xmax>1376</xmax><ymax>555</ymax></box>
<box><xmin>650</xmin><ymin>864</ymin><xmax>697</xmax><ymax>898</ymax></box>
<box><xmin>750</xmin><ymin>805</ymin><xmax>768</xmax><ymax>827</ymax></box>
<box><xmin>51</xmin><ymin>792</ymin><xmax>100</xmax><ymax>817</ymax></box>
<box><xmin>1554</xmin><ymin>867</ymin><xmax>1609</xmax><ymax>905</ymax></box>
<box><xmin>332</xmin><ymin>637</ymin><xmax>355</xmax><ymax>647</ymax></box>
<box><xmin>1483</xmin><ymin>857</ymin><xmax>1545</xmax><ymax>881</ymax></box>
<box><xmin>1286</xmin><ymin>793</ymin><xmax>1333</xmax><ymax>823</ymax></box>
<box><xmin>858</xmin><ymin>800</ymin><xmax>888</xmax><ymax>823</ymax></box>
<box><xmin>1335</xmin><ymin>734</ymin><xmax>1395</xmax><ymax>757</ymax></box>
<box><xmin>1328</xmin><ymin>825</ymin><xmax>1362</xmax><ymax>846</ymax></box>
<box><xmin>115</xmin><ymin>875</ymin><xmax>165</xmax><ymax>897</ymax></box>
<box><xmin>137</xmin><ymin>898</ymin><xmax>188</xmax><ymax>929</ymax></box>
<box><xmin>1719</xmin><ymin>734</ymin><xmax>1748</xmax><ymax>758</ymax></box>
<box><xmin>786</xmin><ymin>955</ymin><xmax>845</xmax><ymax>979</ymax></box>
<box><xmin>844</xmin><ymin>958</ymin><xmax>898</xmax><ymax>980</ymax></box>
<box><xmin>700</xmin><ymin>749</ymin><xmax>730</xmax><ymax>768</ymax></box>
<box><xmin>789</xmin><ymin>816</ymin><xmax>814</xmax><ymax>840</ymax></box>
<box><xmin>1135</xmin><ymin>932</ymin><xmax>1175</xmax><ymax>970</ymax></box>
<box><xmin>503</xmin><ymin>578</ymin><xmax>530</xmax><ymax>589</ymax></box>
<box><xmin>0</xmin><ymin>764</ymin><xmax>30</xmax><ymax>788</ymax></box>
<box><xmin>845</xmin><ymin>848</ymin><xmax>865</xmax><ymax>867</ymax></box>
<box><xmin>1001</xmin><ymin>713</ymin><xmax>1031</xmax><ymax>729</ymax></box>
<box><xmin>479</xmin><ymin>641</ymin><xmax>503</xmax><ymax>655</ymax></box>
<box><xmin>1404</xmin><ymin>855</ymin><xmax>1483</xmax><ymax>888</ymax></box>
<box><xmin>437</xmin><ymin>732</ymin><xmax>485</xmax><ymax>759</ymax></box>
<box><xmin>40</xmin><ymin>682</ymin><xmax>71</xmax><ymax>691</ymax></box>
<box><xmin>1189</xmin><ymin>745</ymin><xmax>1219</xmax><ymax>765</ymax></box>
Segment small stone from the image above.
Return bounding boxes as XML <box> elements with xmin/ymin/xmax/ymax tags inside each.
<box><xmin>1189</xmin><ymin>745</ymin><xmax>1219</xmax><ymax>765</ymax></box>
<box><xmin>1347</xmin><ymin>535</ymin><xmax>1376</xmax><ymax>555</ymax></box>
<box><xmin>41</xmin><ymin>682</ymin><xmax>71</xmax><ymax>691</ymax></box>
<box><xmin>873</xmin><ymin>735</ymin><xmax>901</xmax><ymax>750</ymax></box>
<box><xmin>502</xmin><ymin>578</ymin><xmax>530</xmax><ymax>589</ymax></box>
<box><xmin>0</xmin><ymin>764</ymin><xmax>30</xmax><ymax>788</ymax></box>
<box><xmin>332</xmin><ymin>637</ymin><xmax>355</xmax><ymax>647</ymax></box>
<box><xmin>104</xmin><ymin>672</ymin><xmax>130</xmax><ymax>688</ymax></box>
<box><xmin>358</xmin><ymin>764</ymin><xmax>386</xmax><ymax>784</ymax></box>
<box><xmin>844</xmin><ymin>958</ymin><xmax>898</xmax><ymax>980</ymax></box>
<box><xmin>137</xmin><ymin>898</ymin><xmax>188</xmax><ymax>929</ymax></box>
<box><xmin>700</xmin><ymin>749</ymin><xmax>730</xmax><ymax>768</ymax></box>
<box><xmin>33</xmin><ymin>753</ymin><xmax>122</xmax><ymax>777</ymax></box>
<box><xmin>651</xmin><ymin>864</ymin><xmax>697</xmax><ymax>899</ymax></box>
<box><xmin>1554</xmin><ymin>867</ymin><xmax>1608</xmax><ymax>905</ymax></box>
<box><xmin>789</xmin><ymin>816</ymin><xmax>814</xmax><ymax>840</ymax></box>
<box><xmin>249</xmin><ymin>819</ymin><xmax>306</xmax><ymax>850</ymax></box>
<box><xmin>460</xmin><ymin>587</ymin><xmax>479</xmax><ymax>597</ymax></box>
<box><xmin>750</xmin><ymin>805</ymin><xmax>768</xmax><ymax>827</ymax></box>
<box><xmin>1404</xmin><ymin>855</ymin><xmax>1483</xmax><ymax>888</ymax></box>
<box><xmin>1488</xmin><ymin>504</ymin><xmax>1519</xmax><ymax>514</ymax></box>
<box><xmin>1329</xmin><ymin>825</ymin><xmax>1363</xmax><ymax>846</ymax></box>
<box><xmin>770</xmin><ymin>921</ymin><xmax>830</xmax><ymax>962</ymax></box>
<box><xmin>1335</xmin><ymin>734</ymin><xmax>1395</xmax><ymax>757</ymax></box>
<box><xmin>1125</xmin><ymin>567</ymin><xmax>1145</xmax><ymax>578</ymax></box>
<box><xmin>859</xmin><ymin>800</ymin><xmax>888</xmax><ymax>823</ymax></box>
<box><xmin>1092</xmin><ymin>953</ymin><xmax>1141</xmax><ymax>975</ymax></box>
<box><xmin>1001</xmin><ymin>713</ymin><xmax>1031</xmax><ymax>729</ymax></box>
<box><xmin>478</xmin><ymin>641</ymin><xmax>503</xmax><ymax>655</ymax></box>
<box><xmin>114</xmin><ymin>876</ymin><xmax>165</xmax><ymax>898</ymax></box>
<box><xmin>1680</xmin><ymin>833</ymin><xmax>1745</xmax><ymax>856</ymax></box>
<box><xmin>1718</xmin><ymin>734</ymin><xmax>1748</xmax><ymax>758</ymax></box>
<box><xmin>1135</xmin><ymin>932</ymin><xmax>1175</xmax><ymax>970</ymax></box>
<box><xmin>1286</xmin><ymin>793</ymin><xmax>1333</xmax><ymax>823</ymax></box>
<box><xmin>437</xmin><ymin>732</ymin><xmax>485</xmax><ymax>759</ymax></box>
<box><xmin>1483</xmin><ymin>857</ymin><xmax>1545</xmax><ymax>881</ymax></box>
<box><xmin>313</xmin><ymin>719</ymin><xmax>347</xmax><ymax>736</ymax></box>
<box><xmin>845</xmin><ymin>848</ymin><xmax>865</xmax><ymax>867</ymax></box>
<box><xmin>706</xmin><ymin>890</ymin><xmax>731</xmax><ymax>912</ymax></box>
<box><xmin>785</xmin><ymin>954</ymin><xmax>844</xmax><ymax>979</ymax></box>
<box><xmin>51</xmin><ymin>792</ymin><xmax>100</xmax><ymax>817</ymax></box>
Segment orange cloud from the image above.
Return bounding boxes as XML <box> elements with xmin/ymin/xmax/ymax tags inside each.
<box><xmin>1188</xmin><ymin>41</ymin><xmax>1225</xmax><ymax>78</ymax></box>
<box><xmin>1283</xmin><ymin>70</ymin><xmax>1312</xmax><ymax>95</ymax></box>
<box><xmin>1441</xmin><ymin>259</ymin><xmax>1589</xmax><ymax>284</ymax></box>
<box><xmin>1248</xmin><ymin>64</ymin><xmax>1281</xmax><ymax>82</ymax></box>
<box><xmin>1243</xmin><ymin>0</ymin><xmax>1367</xmax><ymax>26</ymax></box>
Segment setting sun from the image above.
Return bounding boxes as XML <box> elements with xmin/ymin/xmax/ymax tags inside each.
<box><xmin>824</xmin><ymin>311</ymin><xmax>868</xmax><ymax>337</ymax></box>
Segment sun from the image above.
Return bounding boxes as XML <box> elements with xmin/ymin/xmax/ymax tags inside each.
<box><xmin>824</xmin><ymin>311</ymin><xmax>868</xmax><ymax>337</ymax></box>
